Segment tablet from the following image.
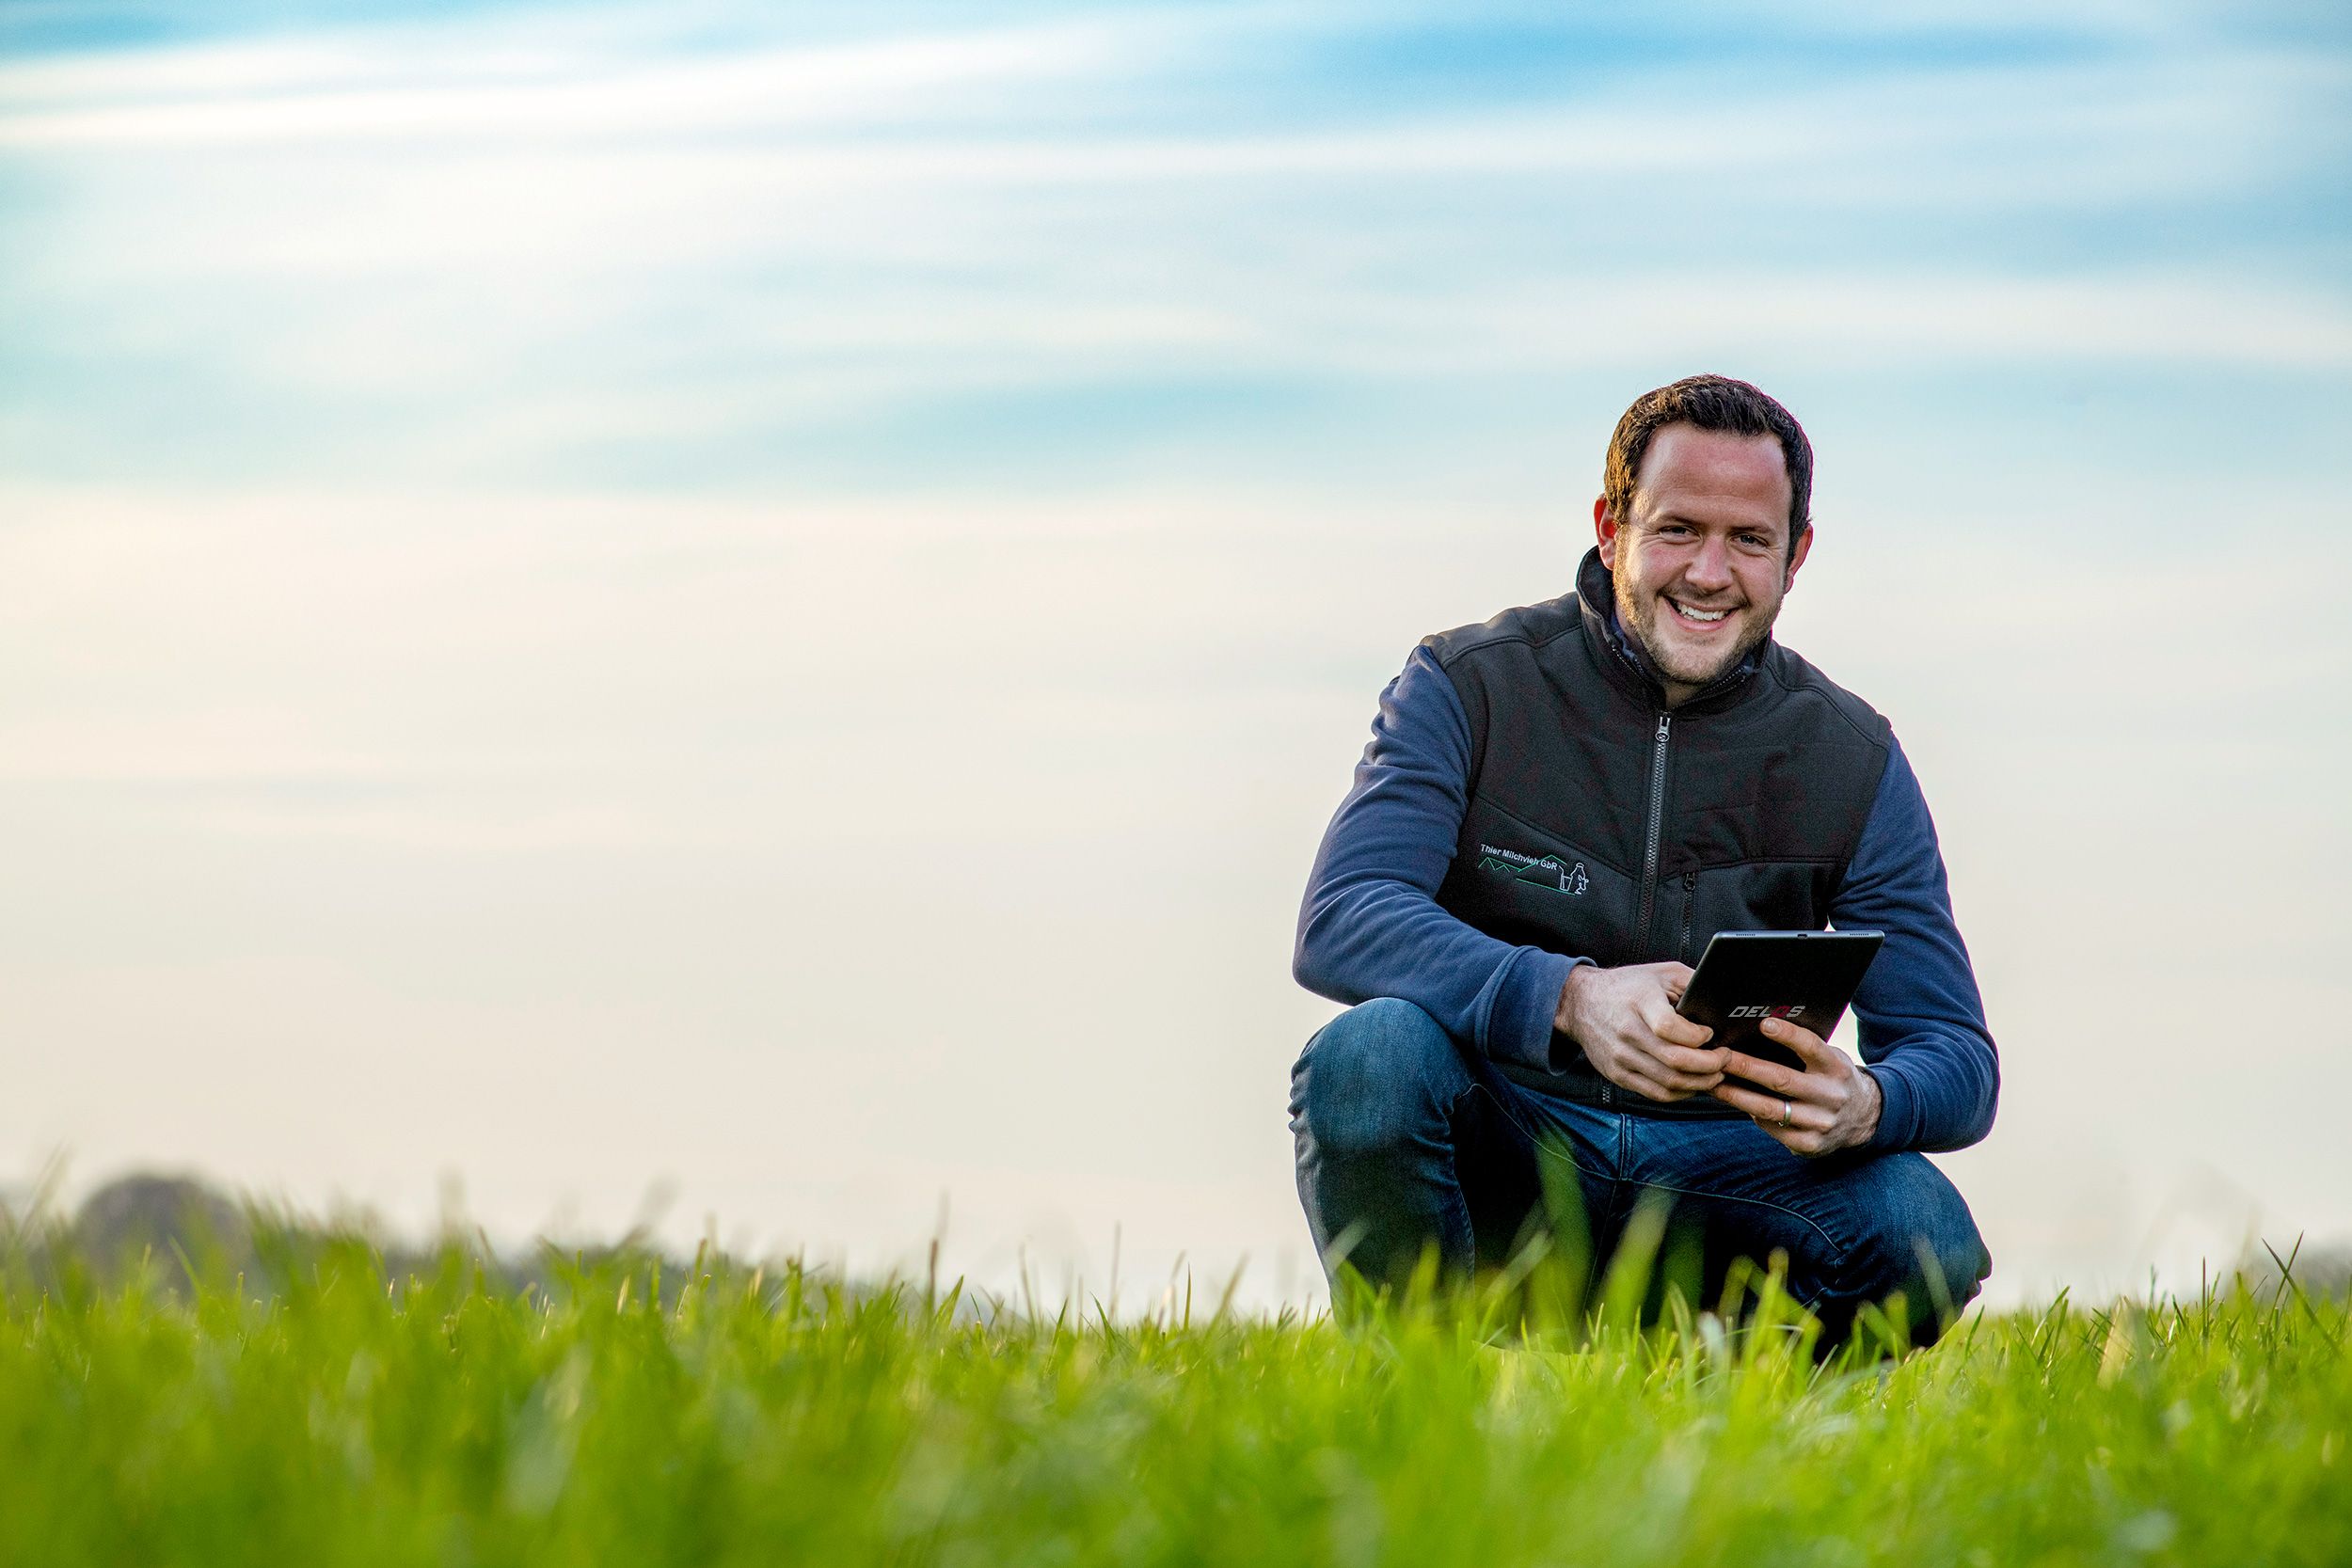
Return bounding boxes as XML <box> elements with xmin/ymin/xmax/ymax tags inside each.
<box><xmin>1676</xmin><ymin>929</ymin><xmax>1883</xmax><ymax>1084</ymax></box>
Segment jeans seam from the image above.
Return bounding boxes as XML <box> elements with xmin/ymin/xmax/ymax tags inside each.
<box><xmin>1629</xmin><ymin>1178</ymin><xmax>1853</xmax><ymax>1265</ymax></box>
<box><xmin>1458</xmin><ymin>1082</ymin><xmax>1588</xmax><ymax>1177</ymax></box>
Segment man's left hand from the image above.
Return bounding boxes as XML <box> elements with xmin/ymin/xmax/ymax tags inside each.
<box><xmin>1709</xmin><ymin>1017</ymin><xmax>1882</xmax><ymax>1157</ymax></box>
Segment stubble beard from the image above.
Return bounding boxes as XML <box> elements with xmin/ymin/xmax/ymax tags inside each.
<box><xmin>1614</xmin><ymin>577</ymin><xmax>1778</xmax><ymax>692</ymax></box>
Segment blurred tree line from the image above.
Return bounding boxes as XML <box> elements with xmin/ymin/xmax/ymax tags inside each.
<box><xmin>5</xmin><ymin>1171</ymin><xmax>714</xmax><ymax>1307</ymax></box>
<box><xmin>1</xmin><ymin>1170</ymin><xmax>992</xmax><ymax>1318</ymax></box>
<box><xmin>8</xmin><ymin>1168</ymin><xmax>2344</xmax><ymax>1307</ymax></box>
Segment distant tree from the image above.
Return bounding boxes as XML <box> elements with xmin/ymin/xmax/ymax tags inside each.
<box><xmin>72</xmin><ymin>1172</ymin><xmax>252</xmax><ymax>1283</ymax></box>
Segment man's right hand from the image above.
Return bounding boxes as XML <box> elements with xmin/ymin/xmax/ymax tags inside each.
<box><xmin>1553</xmin><ymin>961</ymin><xmax>1726</xmax><ymax>1101</ymax></box>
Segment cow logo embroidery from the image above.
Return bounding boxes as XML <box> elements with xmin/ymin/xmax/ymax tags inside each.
<box><xmin>1477</xmin><ymin>844</ymin><xmax>1588</xmax><ymax>895</ymax></box>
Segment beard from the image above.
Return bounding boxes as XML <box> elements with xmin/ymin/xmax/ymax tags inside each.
<box><xmin>1613</xmin><ymin>574</ymin><xmax>1778</xmax><ymax>691</ymax></box>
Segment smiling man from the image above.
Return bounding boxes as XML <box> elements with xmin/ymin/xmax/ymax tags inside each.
<box><xmin>1289</xmin><ymin>375</ymin><xmax>1997</xmax><ymax>1345</ymax></box>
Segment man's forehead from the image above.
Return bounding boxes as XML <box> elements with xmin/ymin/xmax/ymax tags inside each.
<box><xmin>1633</xmin><ymin>424</ymin><xmax>1791</xmax><ymax>520</ymax></box>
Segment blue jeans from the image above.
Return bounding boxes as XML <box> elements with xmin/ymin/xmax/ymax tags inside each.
<box><xmin>1289</xmin><ymin>999</ymin><xmax>1990</xmax><ymax>1345</ymax></box>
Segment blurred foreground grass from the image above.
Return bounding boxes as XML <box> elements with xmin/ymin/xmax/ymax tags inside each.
<box><xmin>3</xmin><ymin>1217</ymin><xmax>2347</xmax><ymax>1568</ymax></box>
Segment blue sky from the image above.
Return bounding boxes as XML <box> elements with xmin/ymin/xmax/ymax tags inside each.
<box><xmin>3</xmin><ymin>1</ymin><xmax>2349</xmax><ymax>1304</ymax></box>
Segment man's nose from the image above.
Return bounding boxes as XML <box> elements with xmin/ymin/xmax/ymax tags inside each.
<box><xmin>1685</xmin><ymin>534</ymin><xmax>1735</xmax><ymax>591</ymax></box>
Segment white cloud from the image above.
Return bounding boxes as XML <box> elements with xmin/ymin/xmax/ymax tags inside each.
<box><xmin>0</xmin><ymin>15</ymin><xmax>1137</xmax><ymax>143</ymax></box>
<box><xmin>11</xmin><ymin>13</ymin><xmax>2343</xmax><ymax>425</ymax></box>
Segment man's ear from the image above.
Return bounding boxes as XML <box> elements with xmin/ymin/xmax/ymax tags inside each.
<box><xmin>1783</xmin><ymin>523</ymin><xmax>1814</xmax><ymax>592</ymax></box>
<box><xmin>1594</xmin><ymin>495</ymin><xmax>1621</xmax><ymax>569</ymax></box>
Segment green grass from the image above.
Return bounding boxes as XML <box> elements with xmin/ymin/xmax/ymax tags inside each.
<box><xmin>3</xmin><ymin>1226</ymin><xmax>2347</xmax><ymax>1568</ymax></box>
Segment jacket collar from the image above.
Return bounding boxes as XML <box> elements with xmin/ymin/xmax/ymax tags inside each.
<box><xmin>1573</xmin><ymin>546</ymin><xmax>1766</xmax><ymax>715</ymax></box>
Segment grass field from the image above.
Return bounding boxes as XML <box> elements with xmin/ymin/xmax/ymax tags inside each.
<box><xmin>4</xmin><ymin>1222</ymin><xmax>2348</xmax><ymax>1568</ymax></box>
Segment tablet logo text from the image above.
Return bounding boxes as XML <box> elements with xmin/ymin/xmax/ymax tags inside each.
<box><xmin>1729</xmin><ymin>1004</ymin><xmax>1806</xmax><ymax>1021</ymax></box>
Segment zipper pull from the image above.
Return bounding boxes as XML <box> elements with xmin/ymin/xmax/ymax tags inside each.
<box><xmin>1655</xmin><ymin>713</ymin><xmax>1671</xmax><ymax>743</ymax></box>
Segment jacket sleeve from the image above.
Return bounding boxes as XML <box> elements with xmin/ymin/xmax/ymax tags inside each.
<box><xmin>1294</xmin><ymin>645</ymin><xmax>1583</xmax><ymax>1072</ymax></box>
<box><xmin>1834</xmin><ymin>738</ymin><xmax>2001</xmax><ymax>1152</ymax></box>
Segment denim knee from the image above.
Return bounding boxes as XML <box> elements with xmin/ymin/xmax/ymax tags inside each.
<box><xmin>1290</xmin><ymin>999</ymin><xmax>1469</xmax><ymax>1160</ymax></box>
<box><xmin>1837</xmin><ymin>1155</ymin><xmax>1990</xmax><ymax>1312</ymax></box>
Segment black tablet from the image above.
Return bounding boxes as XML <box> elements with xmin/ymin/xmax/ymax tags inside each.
<box><xmin>1676</xmin><ymin>929</ymin><xmax>1883</xmax><ymax>1083</ymax></box>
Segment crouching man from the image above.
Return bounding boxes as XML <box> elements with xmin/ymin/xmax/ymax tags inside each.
<box><xmin>1289</xmin><ymin>375</ymin><xmax>1995</xmax><ymax>1346</ymax></box>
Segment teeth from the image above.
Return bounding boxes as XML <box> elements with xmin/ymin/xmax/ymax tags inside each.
<box><xmin>1672</xmin><ymin>599</ymin><xmax>1729</xmax><ymax>623</ymax></box>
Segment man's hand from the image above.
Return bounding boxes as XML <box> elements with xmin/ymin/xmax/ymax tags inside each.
<box><xmin>1709</xmin><ymin>1017</ymin><xmax>1883</xmax><ymax>1157</ymax></box>
<box><xmin>1554</xmin><ymin>961</ymin><xmax>1727</xmax><ymax>1102</ymax></box>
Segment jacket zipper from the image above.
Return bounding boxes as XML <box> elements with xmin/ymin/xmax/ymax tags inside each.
<box><xmin>1677</xmin><ymin>871</ymin><xmax>1696</xmax><ymax>962</ymax></box>
<box><xmin>1631</xmin><ymin>712</ymin><xmax>1672</xmax><ymax>945</ymax></box>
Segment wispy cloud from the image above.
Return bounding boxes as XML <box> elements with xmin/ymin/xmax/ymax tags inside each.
<box><xmin>0</xmin><ymin>18</ymin><xmax>1136</xmax><ymax>146</ymax></box>
<box><xmin>7</xmin><ymin>5</ymin><xmax>2346</xmax><ymax>496</ymax></box>
<box><xmin>7</xmin><ymin>0</ymin><xmax>2293</xmax><ymax>636</ymax></box>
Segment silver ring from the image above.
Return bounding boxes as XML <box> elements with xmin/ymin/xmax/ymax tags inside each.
<box><xmin>1779</xmin><ymin>1099</ymin><xmax>1792</xmax><ymax>1129</ymax></box>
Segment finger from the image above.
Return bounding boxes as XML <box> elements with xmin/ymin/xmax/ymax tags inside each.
<box><xmin>1718</xmin><ymin>1052</ymin><xmax>1806</xmax><ymax>1099</ymax></box>
<box><xmin>1648</xmin><ymin>1041</ymin><xmax>1730</xmax><ymax>1078</ymax></box>
<box><xmin>1616</xmin><ymin>1067</ymin><xmax>1689</xmax><ymax>1103</ymax></box>
<box><xmin>1630</xmin><ymin>1041</ymin><xmax>1724</xmax><ymax>1092</ymax></box>
<box><xmin>1658</xmin><ymin>962</ymin><xmax>1695</xmax><ymax>1003</ymax></box>
<box><xmin>1758</xmin><ymin>1016</ymin><xmax>1843</xmax><ymax>1072</ymax></box>
<box><xmin>1710</xmin><ymin>1082</ymin><xmax>1834</xmax><ymax>1131</ymax></box>
<box><xmin>1594</xmin><ymin>1042</ymin><xmax>1688</xmax><ymax>1100</ymax></box>
<box><xmin>1644</xmin><ymin>1003</ymin><xmax>1715</xmax><ymax>1050</ymax></box>
<box><xmin>1751</xmin><ymin>1117</ymin><xmax>1827</xmax><ymax>1158</ymax></box>
<box><xmin>1708</xmin><ymin>1081</ymin><xmax>1781</xmax><ymax>1119</ymax></box>
<box><xmin>1646</xmin><ymin>1062</ymin><xmax>1722</xmax><ymax>1100</ymax></box>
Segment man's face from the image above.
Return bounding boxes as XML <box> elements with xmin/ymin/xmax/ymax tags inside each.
<box><xmin>1596</xmin><ymin>423</ymin><xmax>1811</xmax><ymax>702</ymax></box>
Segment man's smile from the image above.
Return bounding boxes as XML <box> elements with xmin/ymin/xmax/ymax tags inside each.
<box><xmin>1664</xmin><ymin>594</ymin><xmax>1738</xmax><ymax>628</ymax></box>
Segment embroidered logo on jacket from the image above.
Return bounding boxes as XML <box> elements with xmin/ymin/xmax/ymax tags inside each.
<box><xmin>1477</xmin><ymin>843</ymin><xmax>1589</xmax><ymax>895</ymax></box>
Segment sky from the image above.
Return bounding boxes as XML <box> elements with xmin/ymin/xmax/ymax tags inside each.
<box><xmin>2</xmin><ymin>0</ymin><xmax>2348</xmax><ymax>1309</ymax></box>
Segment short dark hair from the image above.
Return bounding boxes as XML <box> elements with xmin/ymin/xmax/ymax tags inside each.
<box><xmin>1602</xmin><ymin>374</ymin><xmax>1813</xmax><ymax>554</ymax></box>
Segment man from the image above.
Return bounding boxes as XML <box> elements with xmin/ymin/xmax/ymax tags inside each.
<box><xmin>1289</xmin><ymin>375</ymin><xmax>1995</xmax><ymax>1345</ymax></box>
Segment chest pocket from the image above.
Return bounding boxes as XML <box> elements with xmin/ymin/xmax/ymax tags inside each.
<box><xmin>1440</xmin><ymin>798</ymin><xmax>1645</xmax><ymax>968</ymax></box>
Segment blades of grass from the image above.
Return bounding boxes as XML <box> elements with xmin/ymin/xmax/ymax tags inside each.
<box><xmin>1534</xmin><ymin>1137</ymin><xmax>1593</xmax><ymax>1336</ymax></box>
<box><xmin>1912</xmin><ymin>1235</ymin><xmax>1957</xmax><ymax>1340</ymax></box>
<box><xmin>2262</xmin><ymin>1237</ymin><xmax>2344</xmax><ymax>1348</ymax></box>
<box><xmin>1471</xmin><ymin>1229</ymin><xmax>1553</xmax><ymax>1344</ymax></box>
<box><xmin>1213</xmin><ymin>1258</ymin><xmax>1247</xmax><ymax>1327</ymax></box>
<box><xmin>1597</xmin><ymin>1189</ymin><xmax>1672</xmax><ymax>1334</ymax></box>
